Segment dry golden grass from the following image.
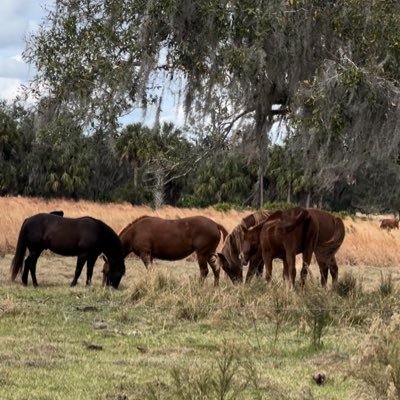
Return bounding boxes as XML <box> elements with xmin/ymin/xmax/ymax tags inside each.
<box><xmin>1</xmin><ymin>196</ymin><xmax>400</xmax><ymax>268</ymax></box>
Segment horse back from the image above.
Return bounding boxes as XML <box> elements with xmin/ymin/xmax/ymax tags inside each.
<box><xmin>24</xmin><ymin>214</ymin><xmax>109</xmax><ymax>255</ymax></box>
<box><xmin>122</xmin><ymin>215</ymin><xmax>222</xmax><ymax>259</ymax></box>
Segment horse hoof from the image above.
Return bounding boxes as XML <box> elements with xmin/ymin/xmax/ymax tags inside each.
<box><xmin>70</xmin><ymin>282</ymin><xmax>77</xmax><ymax>287</ymax></box>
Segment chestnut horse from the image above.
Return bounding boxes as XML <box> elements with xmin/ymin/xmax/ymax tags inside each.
<box><xmin>102</xmin><ymin>215</ymin><xmax>228</xmax><ymax>285</ymax></box>
<box><xmin>11</xmin><ymin>212</ymin><xmax>125</xmax><ymax>288</ymax></box>
<box><xmin>240</xmin><ymin>207</ymin><xmax>345</xmax><ymax>288</ymax></box>
<box><xmin>216</xmin><ymin>210</ymin><xmax>271</xmax><ymax>283</ymax></box>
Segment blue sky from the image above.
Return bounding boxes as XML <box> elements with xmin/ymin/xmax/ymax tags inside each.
<box><xmin>0</xmin><ymin>1</ymin><xmax>44</xmax><ymax>101</ymax></box>
<box><xmin>0</xmin><ymin>0</ymin><xmax>185</xmax><ymax>127</ymax></box>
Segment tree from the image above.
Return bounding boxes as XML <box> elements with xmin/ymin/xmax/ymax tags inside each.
<box><xmin>27</xmin><ymin>114</ymin><xmax>92</xmax><ymax>199</ymax></box>
<box><xmin>24</xmin><ymin>0</ymin><xmax>400</xmax><ymax>208</ymax></box>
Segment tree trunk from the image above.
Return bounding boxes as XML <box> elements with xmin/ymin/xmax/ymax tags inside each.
<box><xmin>306</xmin><ymin>190</ymin><xmax>312</xmax><ymax>208</ymax></box>
<box><xmin>153</xmin><ymin>165</ymin><xmax>165</xmax><ymax>209</ymax></box>
<box><xmin>132</xmin><ymin>159</ymin><xmax>139</xmax><ymax>188</ymax></box>
<box><xmin>287</xmin><ymin>180</ymin><xmax>292</xmax><ymax>204</ymax></box>
<box><xmin>256</xmin><ymin>120</ymin><xmax>272</xmax><ymax>209</ymax></box>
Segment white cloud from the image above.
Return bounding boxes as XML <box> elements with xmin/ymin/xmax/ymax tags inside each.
<box><xmin>0</xmin><ymin>0</ymin><xmax>47</xmax><ymax>102</ymax></box>
<box><xmin>0</xmin><ymin>54</ymin><xmax>32</xmax><ymax>80</ymax></box>
<box><xmin>0</xmin><ymin>77</ymin><xmax>24</xmax><ymax>101</ymax></box>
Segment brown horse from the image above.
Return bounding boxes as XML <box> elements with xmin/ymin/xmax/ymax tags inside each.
<box><xmin>11</xmin><ymin>212</ymin><xmax>125</xmax><ymax>288</ymax></box>
<box><xmin>240</xmin><ymin>207</ymin><xmax>345</xmax><ymax>288</ymax></box>
<box><xmin>216</xmin><ymin>210</ymin><xmax>271</xmax><ymax>283</ymax></box>
<box><xmin>380</xmin><ymin>218</ymin><xmax>399</xmax><ymax>230</ymax></box>
<box><xmin>102</xmin><ymin>215</ymin><xmax>228</xmax><ymax>285</ymax></box>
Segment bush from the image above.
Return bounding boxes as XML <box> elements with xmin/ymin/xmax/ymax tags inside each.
<box><xmin>262</xmin><ymin>202</ymin><xmax>296</xmax><ymax>211</ymax></box>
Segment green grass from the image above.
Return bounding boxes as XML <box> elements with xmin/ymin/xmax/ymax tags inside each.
<box><xmin>0</xmin><ymin>254</ymin><xmax>399</xmax><ymax>399</ymax></box>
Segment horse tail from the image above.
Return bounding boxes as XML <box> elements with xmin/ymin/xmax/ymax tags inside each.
<box><xmin>216</xmin><ymin>223</ymin><xmax>228</xmax><ymax>241</ymax></box>
<box><xmin>11</xmin><ymin>223</ymin><xmax>27</xmax><ymax>281</ymax></box>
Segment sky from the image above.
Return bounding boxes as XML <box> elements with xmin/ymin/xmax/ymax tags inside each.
<box><xmin>0</xmin><ymin>0</ymin><xmax>185</xmax><ymax>127</ymax></box>
<box><xmin>0</xmin><ymin>1</ymin><xmax>45</xmax><ymax>102</ymax></box>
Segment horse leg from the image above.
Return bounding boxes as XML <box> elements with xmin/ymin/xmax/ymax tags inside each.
<box><xmin>315</xmin><ymin>253</ymin><xmax>329</xmax><ymax>288</ymax></box>
<box><xmin>300</xmin><ymin>248</ymin><xmax>314</xmax><ymax>286</ymax></box>
<box><xmin>85</xmin><ymin>254</ymin><xmax>98</xmax><ymax>286</ymax></box>
<box><xmin>29</xmin><ymin>251</ymin><xmax>42</xmax><ymax>288</ymax></box>
<box><xmin>207</xmin><ymin>254</ymin><xmax>220</xmax><ymax>287</ymax></box>
<box><xmin>246</xmin><ymin>255</ymin><xmax>261</xmax><ymax>283</ymax></box>
<box><xmin>140</xmin><ymin>252</ymin><xmax>152</xmax><ymax>270</ymax></box>
<box><xmin>285</xmin><ymin>252</ymin><xmax>296</xmax><ymax>289</ymax></box>
<box><xmin>256</xmin><ymin>259</ymin><xmax>264</xmax><ymax>277</ymax></box>
<box><xmin>263</xmin><ymin>252</ymin><xmax>273</xmax><ymax>284</ymax></box>
<box><xmin>282</xmin><ymin>259</ymin><xmax>289</xmax><ymax>283</ymax></box>
<box><xmin>328</xmin><ymin>256</ymin><xmax>339</xmax><ymax>286</ymax></box>
<box><xmin>71</xmin><ymin>255</ymin><xmax>87</xmax><ymax>287</ymax></box>
<box><xmin>22</xmin><ymin>254</ymin><xmax>33</xmax><ymax>286</ymax></box>
<box><xmin>197</xmin><ymin>254</ymin><xmax>209</xmax><ymax>284</ymax></box>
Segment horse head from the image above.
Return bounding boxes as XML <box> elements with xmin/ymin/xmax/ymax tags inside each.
<box><xmin>101</xmin><ymin>255</ymin><xmax>125</xmax><ymax>289</ymax></box>
<box><xmin>215</xmin><ymin>252</ymin><xmax>243</xmax><ymax>284</ymax></box>
<box><xmin>239</xmin><ymin>223</ymin><xmax>264</xmax><ymax>267</ymax></box>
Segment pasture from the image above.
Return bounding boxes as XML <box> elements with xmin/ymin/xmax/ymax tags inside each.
<box><xmin>1</xmin><ymin>197</ymin><xmax>400</xmax><ymax>399</ymax></box>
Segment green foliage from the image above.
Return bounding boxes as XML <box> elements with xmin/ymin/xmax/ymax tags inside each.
<box><xmin>332</xmin><ymin>211</ymin><xmax>355</xmax><ymax>221</ymax></box>
<box><xmin>262</xmin><ymin>201</ymin><xmax>296</xmax><ymax>211</ymax></box>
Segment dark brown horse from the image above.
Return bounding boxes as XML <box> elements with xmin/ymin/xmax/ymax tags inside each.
<box><xmin>240</xmin><ymin>207</ymin><xmax>345</xmax><ymax>288</ymax></box>
<box><xmin>380</xmin><ymin>218</ymin><xmax>399</xmax><ymax>230</ymax></box>
<box><xmin>216</xmin><ymin>210</ymin><xmax>271</xmax><ymax>283</ymax></box>
<box><xmin>102</xmin><ymin>215</ymin><xmax>228</xmax><ymax>285</ymax></box>
<box><xmin>11</xmin><ymin>212</ymin><xmax>125</xmax><ymax>288</ymax></box>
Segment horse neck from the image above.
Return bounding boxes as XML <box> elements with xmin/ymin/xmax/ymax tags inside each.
<box><xmin>120</xmin><ymin>228</ymin><xmax>134</xmax><ymax>258</ymax></box>
<box><xmin>101</xmin><ymin>229</ymin><xmax>123</xmax><ymax>261</ymax></box>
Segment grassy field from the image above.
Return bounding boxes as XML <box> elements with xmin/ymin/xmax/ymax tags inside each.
<box><xmin>1</xmin><ymin>196</ymin><xmax>400</xmax><ymax>399</ymax></box>
<box><xmin>1</xmin><ymin>255</ymin><xmax>400</xmax><ymax>400</ymax></box>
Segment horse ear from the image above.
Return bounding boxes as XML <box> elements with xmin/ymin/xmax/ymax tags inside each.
<box><xmin>102</xmin><ymin>255</ymin><xmax>108</xmax><ymax>262</ymax></box>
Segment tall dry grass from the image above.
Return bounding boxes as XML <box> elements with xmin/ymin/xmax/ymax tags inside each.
<box><xmin>1</xmin><ymin>196</ymin><xmax>399</xmax><ymax>268</ymax></box>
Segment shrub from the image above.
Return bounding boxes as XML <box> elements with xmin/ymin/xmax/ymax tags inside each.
<box><xmin>262</xmin><ymin>201</ymin><xmax>296</xmax><ymax>211</ymax></box>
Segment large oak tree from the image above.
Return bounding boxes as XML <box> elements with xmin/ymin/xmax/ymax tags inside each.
<box><xmin>24</xmin><ymin>0</ymin><xmax>400</xmax><ymax>206</ymax></box>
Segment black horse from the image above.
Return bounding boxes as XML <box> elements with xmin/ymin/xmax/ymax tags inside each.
<box><xmin>10</xmin><ymin>212</ymin><xmax>125</xmax><ymax>288</ymax></box>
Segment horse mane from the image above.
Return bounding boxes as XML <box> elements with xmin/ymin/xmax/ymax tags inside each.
<box><xmin>118</xmin><ymin>215</ymin><xmax>151</xmax><ymax>236</ymax></box>
<box><xmin>222</xmin><ymin>210</ymin><xmax>273</xmax><ymax>262</ymax></box>
<box><xmin>240</xmin><ymin>210</ymin><xmax>271</xmax><ymax>229</ymax></box>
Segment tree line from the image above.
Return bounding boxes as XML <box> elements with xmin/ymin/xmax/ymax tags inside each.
<box><xmin>2</xmin><ymin>99</ymin><xmax>400</xmax><ymax>213</ymax></box>
<box><xmin>3</xmin><ymin>1</ymin><xmax>400</xmax><ymax>214</ymax></box>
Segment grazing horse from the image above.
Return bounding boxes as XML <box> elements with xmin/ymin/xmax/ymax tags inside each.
<box><xmin>10</xmin><ymin>212</ymin><xmax>125</xmax><ymax>288</ymax></box>
<box><xmin>216</xmin><ymin>210</ymin><xmax>271</xmax><ymax>283</ymax></box>
<box><xmin>102</xmin><ymin>215</ymin><xmax>228</xmax><ymax>286</ymax></box>
<box><xmin>380</xmin><ymin>218</ymin><xmax>399</xmax><ymax>230</ymax></box>
<box><xmin>240</xmin><ymin>207</ymin><xmax>345</xmax><ymax>288</ymax></box>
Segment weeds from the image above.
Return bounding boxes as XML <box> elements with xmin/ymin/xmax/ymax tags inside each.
<box><xmin>301</xmin><ymin>287</ymin><xmax>332</xmax><ymax>350</ymax></box>
<box><xmin>333</xmin><ymin>272</ymin><xmax>361</xmax><ymax>299</ymax></box>
<box><xmin>379</xmin><ymin>272</ymin><xmax>394</xmax><ymax>297</ymax></box>
<box><xmin>352</xmin><ymin>314</ymin><xmax>400</xmax><ymax>399</ymax></box>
